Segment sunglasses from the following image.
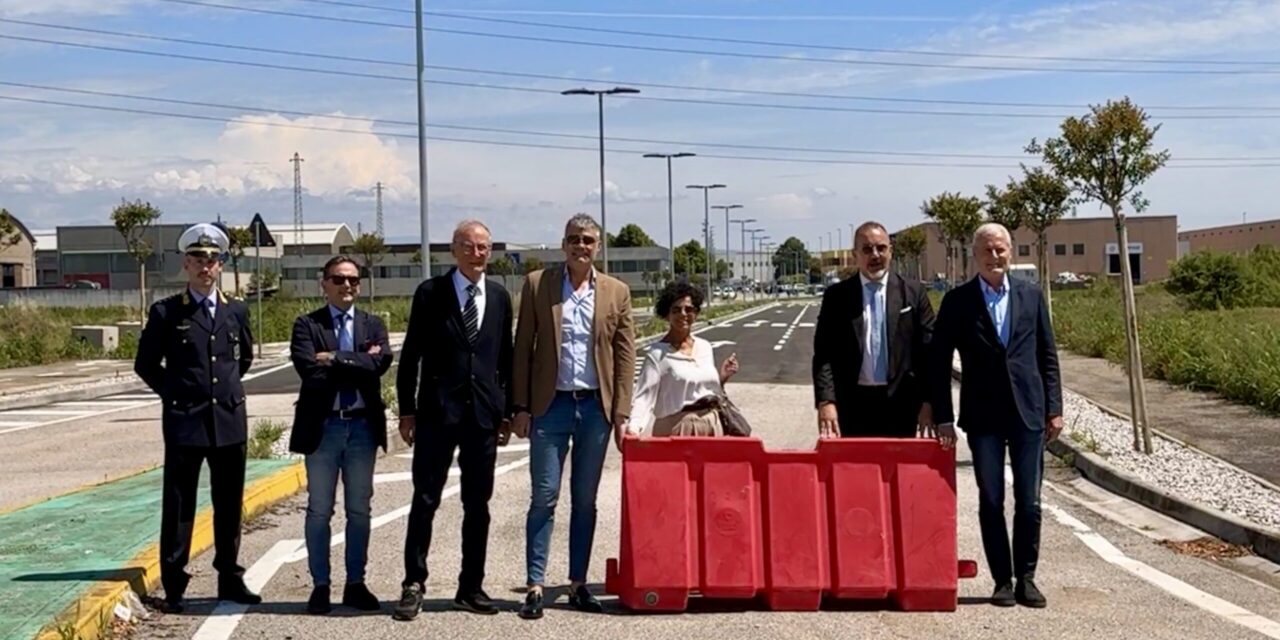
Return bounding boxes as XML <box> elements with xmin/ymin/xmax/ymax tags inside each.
<box><xmin>326</xmin><ymin>275</ymin><xmax>361</xmax><ymax>286</ymax></box>
<box><xmin>859</xmin><ymin>244</ymin><xmax>891</xmax><ymax>255</ymax></box>
<box><xmin>671</xmin><ymin>304</ymin><xmax>700</xmax><ymax>315</ymax></box>
<box><xmin>565</xmin><ymin>234</ymin><xmax>599</xmax><ymax>247</ymax></box>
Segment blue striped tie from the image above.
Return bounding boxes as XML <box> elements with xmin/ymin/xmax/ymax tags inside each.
<box><xmin>337</xmin><ymin>313</ymin><xmax>357</xmax><ymax>409</ymax></box>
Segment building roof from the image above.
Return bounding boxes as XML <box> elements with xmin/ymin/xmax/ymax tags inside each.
<box><xmin>1</xmin><ymin>212</ymin><xmax>37</xmax><ymax>246</ymax></box>
<box><xmin>30</xmin><ymin>229</ymin><xmax>56</xmax><ymax>251</ymax></box>
<box><xmin>1178</xmin><ymin>217</ymin><xmax>1280</xmax><ymax>237</ymax></box>
<box><xmin>278</xmin><ymin>223</ymin><xmax>355</xmax><ymax>247</ymax></box>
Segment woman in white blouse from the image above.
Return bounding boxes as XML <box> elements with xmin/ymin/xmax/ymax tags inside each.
<box><xmin>629</xmin><ymin>281</ymin><xmax>740</xmax><ymax>436</ymax></box>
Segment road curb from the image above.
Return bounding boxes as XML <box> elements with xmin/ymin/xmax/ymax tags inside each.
<box><xmin>951</xmin><ymin>365</ymin><xmax>1280</xmax><ymax>565</ymax></box>
<box><xmin>35</xmin><ymin>461</ymin><xmax>307</xmax><ymax>640</ymax></box>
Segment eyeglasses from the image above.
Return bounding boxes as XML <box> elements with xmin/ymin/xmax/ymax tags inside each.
<box><xmin>565</xmin><ymin>234</ymin><xmax>599</xmax><ymax>247</ymax></box>
<box><xmin>671</xmin><ymin>305</ymin><xmax>700</xmax><ymax>315</ymax></box>
<box><xmin>859</xmin><ymin>244</ymin><xmax>891</xmax><ymax>256</ymax></box>
<box><xmin>326</xmin><ymin>275</ymin><xmax>361</xmax><ymax>286</ymax></box>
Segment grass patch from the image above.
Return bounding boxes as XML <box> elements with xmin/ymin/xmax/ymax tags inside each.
<box><xmin>246</xmin><ymin>419</ymin><xmax>287</xmax><ymax>459</ymax></box>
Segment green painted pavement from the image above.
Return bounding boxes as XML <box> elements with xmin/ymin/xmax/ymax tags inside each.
<box><xmin>0</xmin><ymin>460</ymin><xmax>295</xmax><ymax>640</ymax></box>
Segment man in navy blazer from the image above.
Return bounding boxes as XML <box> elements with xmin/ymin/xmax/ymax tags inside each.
<box><xmin>289</xmin><ymin>255</ymin><xmax>394</xmax><ymax>614</ymax></box>
<box><xmin>931</xmin><ymin>222</ymin><xmax>1063</xmax><ymax>609</ymax></box>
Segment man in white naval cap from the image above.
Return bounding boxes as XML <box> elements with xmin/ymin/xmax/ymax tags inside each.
<box><xmin>134</xmin><ymin>222</ymin><xmax>259</xmax><ymax>612</ymax></box>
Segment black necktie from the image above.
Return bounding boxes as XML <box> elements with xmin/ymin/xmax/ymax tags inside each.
<box><xmin>463</xmin><ymin>284</ymin><xmax>479</xmax><ymax>344</ymax></box>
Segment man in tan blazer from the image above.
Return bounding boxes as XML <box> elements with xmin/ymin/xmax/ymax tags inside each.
<box><xmin>510</xmin><ymin>212</ymin><xmax>636</xmax><ymax>620</ymax></box>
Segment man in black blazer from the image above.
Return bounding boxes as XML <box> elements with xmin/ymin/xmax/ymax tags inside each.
<box><xmin>393</xmin><ymin>219</ymin><xmax>514</xmax><ymax>621</ymax></box>
<box><xmin>813</xmin><ymin>221</ymin><xmax>936</xmax><ymax>438</ymax></box>
<box><xmin>288</xmin><ymin>255</ymin><xmax>393</xmax><ymax>614</ymax></box>
<box><xmin>134</xmin><ymin>223</ymin><xmax>258</xmax><ymax>613</ymax></box>
<box><xmin>931</xmin><ymin>222</ymin><xmax>1063</xmax><ymax>609</ymax></box>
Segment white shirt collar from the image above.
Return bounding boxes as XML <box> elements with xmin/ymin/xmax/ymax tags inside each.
<box><xmin>329</xmin><ymin>303</ymin><xmax>355</xmax><ymax>319</ymax></box>
<box><xmin>189</xmin><ymin>287</ymin><xmax>217</xmax><ymax>307</ymax></box>
<box><xmin>859</xmin><ymin>272</ymin><xmax>887</xmax><ymax>288</ymax></box>
<box><xmin>453</xmin><ymin>268</ymin><xmax>486</xmax><ymax>296</ymax></box>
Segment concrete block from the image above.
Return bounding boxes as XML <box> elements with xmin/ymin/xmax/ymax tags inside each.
<box><xmin>115</xmin><ymin>321</ymin><xmax>142</xmax><ymax>342</ymax></box>
<box><xmin>72</xmin><ymin>325</ymin><xmax>120</xmax><ymax>352</ymax></box>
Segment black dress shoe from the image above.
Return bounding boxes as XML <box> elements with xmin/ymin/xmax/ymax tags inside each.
<box><xmin>155</xmin><ymin>597</ymin><xmax>184</xmax><ymax>614</ymax></box>
<box><xmin>392</xmin><ymin>584</ymin><xmax>423</xmax><ymax>621</ymax></box>
<box><xmin>518</xmin><ymin>590</ymin><xmax>544</xmax><ymax>620</ymax></box>
<box><xmin>217</xmin><ymin>578</ymin><xmax>262</xmax><ymax>605</ymax></box>
<box><xmin>307</xmin><ymin>586</ymin><xmax>332</xmax><ymax>615</ymax></box>
<box><xmin>991</xmin><ymin>582</ymin><xmax>1016</xmax><ymax>607</ymax></box>
<box><xmin>454</xmin><ymin>588</ymin><xmax>498</xmax><ymax>615</ymax></box>
<box><xmin>342</xmin><ymin>583</ymin><xmax>381</xmax><ymax>611</ymax></box>
<box><xmin>567</xmin><ymin>585</ymin><xmax>603</xmax><ymax>613</ymax></box>
<box><xmin>1016</xmin><ymin>578</ymin><xmax>1047</xmax><ymax>608</ymax></box>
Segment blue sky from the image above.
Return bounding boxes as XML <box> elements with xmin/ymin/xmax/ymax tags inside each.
<box><xmin>3</xmin><ymin>0</ymin><xmax>1280</xmax><ymax>249</ymax></box>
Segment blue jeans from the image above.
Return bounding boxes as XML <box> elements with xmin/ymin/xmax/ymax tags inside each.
<box><xmin>968</xmin><ymin>428</ymin><xmax>1045</xmax><ymax>584</ymax></box>
<box><xmin>304</xmin><ymin>417</ymin><xmax>377</xmax><ymax>586</ymax></box>
<box><xmin>526</xmin><ymin>392</ymin><xmax>612</xmax><ymax>586</ymax></box>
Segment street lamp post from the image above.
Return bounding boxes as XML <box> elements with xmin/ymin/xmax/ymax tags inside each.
<box><xmin>643</xmin><ymin>152</ymin><xmax>695</xmax><ymax>282</ymax></box>
<box><xmin>562</xmin><ymin>86</ymin><xmax>640</xmax><ymax>274</ymax></box>
<box><xmin>711</xmin><ymin>204</ymin><xmax>743</xmax><ymax>288</ymax></box>
<box><xmin>414</xmin><ymin>0</ymin><xmax>429</xmax><ymax>269</ymax></box>
<box><xmin>747</xmin><ymin>229</ymin><xmax>763</xmax><ymax>300</ymax></box>
<box><xmin>686</xmin><ymin>183</ymin><xmax>725</xmax><ymax>303</ymax></box>
<box><xmin>762</xmin><ymin>240</ymin><xmax>776</xmax><ymax>297</ymax></box>
<box><xmin>730</xmin><ymin>215</ymin><xmax>755</xmax><ymax>298</ymax></box>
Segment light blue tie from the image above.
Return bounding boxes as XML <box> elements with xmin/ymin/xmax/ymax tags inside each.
<box><xmin>868</xmin><ymin>283</ymin><xmax>888</xmax><ymax>383</ymax></box>
<box><xmin>337</xmin><ymin>313</ymin><xmax>357</xmax><ymax>409</ymax></box>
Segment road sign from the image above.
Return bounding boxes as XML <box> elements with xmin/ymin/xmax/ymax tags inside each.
<box><xmin>247</xmin><ymin>213</ymin><xmax>277</xmax><ymax>248</ymax></box>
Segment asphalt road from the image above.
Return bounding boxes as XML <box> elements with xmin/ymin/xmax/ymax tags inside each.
<box><xmin>122</xmin><ymin>301</ymin><xmax>1280</xmax><ymax>640</ymax></box>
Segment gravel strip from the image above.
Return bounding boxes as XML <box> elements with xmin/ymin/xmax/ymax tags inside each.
<box><xmin>953</xmin><ymin>355</ymin><xmax>1280</xmax><ymax>532</ymax></box>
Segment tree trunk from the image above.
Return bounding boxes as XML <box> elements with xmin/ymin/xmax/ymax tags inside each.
<box><xmin>369</xmin><ymin>268</ymin><xmax>377</xmax><ymax>302</ymax></box>
<box><xmin>139</xmin><ymin>262</ymin><xmax>148</xmax><ymax>327</ymax></box>
<box><xmin>1037</xmin><ymin>230</ymin><xmax>1052</xmax><ymax>320</ymax></box>
<box><xmin>1113</xmin><ymin>211</ymin><xmax>1153</xmax><ymax>454</ymax></box>
<box><xmin>232</xmin><ymin>258</ymin><xmax>241</xmax><ymax>297</ymax></box>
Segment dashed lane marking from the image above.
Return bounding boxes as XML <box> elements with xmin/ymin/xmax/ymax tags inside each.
<box><xmin>773</xmin><ymin>303</ymin><xmax>811</xmax><ymax>351</ymax></box>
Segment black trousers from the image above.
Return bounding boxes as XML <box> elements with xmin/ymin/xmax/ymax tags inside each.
<box><xmin>402</xmin><ymin>418</ymin><xmax>497</xmax><ymax>593</ymax></box>
<box><xmin>160</xmin><ymin>443</ymin><xmax>247</xmax><ymax>599</ymax></box>
<box><xmin>837</xmin><ymin>385</ymin><xmax>918</xmax><ymax>438</ymax></box>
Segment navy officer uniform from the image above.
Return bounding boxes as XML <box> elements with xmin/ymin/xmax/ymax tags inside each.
<box><xmin>134</xmin><ymin>222</ymin><xmax>260</xmax><ymax>612</ymax></box>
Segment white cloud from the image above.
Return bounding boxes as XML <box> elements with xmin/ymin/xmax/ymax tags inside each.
<box><xmin>811</xmin><ymin>186</ymin><xmax>837</xmax><ymax>199</ymax></box>
<box><xmin>583</xmin><ymin>180</ymin><xmax>663</xmax><ymax>204</ymax></box>
<box><xmin>756</xmin><ymin>192</ymin><xmax>816</xmax><ymax>218</ymax></box>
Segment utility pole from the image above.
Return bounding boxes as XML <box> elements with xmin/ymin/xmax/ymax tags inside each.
<box><xmin>562</xmin><ymin>86</ymin><xmax>641</xmax><ymax>273</ymax></box>
<box><xmin>375</xmin><ymin>181</ymin><xmax>384</xmax><ymax>237</ymax></box>
<box><xmin>643</xmin><ymin>152</ymin><xmax>695</xmax><ymax>282</ymax></box>
<box><xmin>712</xmin><ymin>204</ymin><xmax>743</xmax><ymax>289</ymax></box>
<box><xmin>414</xmin><ymin>0</ymin><xmax>430</xmax><ymax>276</ymax></box>
<box><xmin>290</xmin><ymin>152</ymin><xmax>304</xmax><ymax>258</ymax></box>
<box><xmin>730</xmin><ymin>216</ymin><xmax>756</xmax><ymax>296</ymax></box>
<box><xmin>686</xmin><ymin>183</ymin><xmax>725</xmax><ymax>303</ymax></box>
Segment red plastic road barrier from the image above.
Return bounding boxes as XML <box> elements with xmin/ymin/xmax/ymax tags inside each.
<box><xmin>604</xmin><ymin>437</ymin><xmax>976</xmax><ymax>612</ymax></box>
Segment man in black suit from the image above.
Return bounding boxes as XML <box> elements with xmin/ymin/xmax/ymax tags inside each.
<box><xmin>813</xmin><ymin>221</ymin><xmax>936</xmax><ymax>439</ymax></box>
<box><xmin>134</xmin><ymin>223</ymin><xmax>259</xmax><ymax>613</ymax></box>
<box><xmin>931</xmin><ymin>222</ymin><xmax>1063</xmax><ymax>609</ymax></box>
<box><xmin>393</xmin><ymin>219</ymin><xmax>514</xmax><ymax>621</ymax></box>
<box><xmin>288</xmin><ymin>255</ymin><xmax>393</xmax><ymax>615</ymax></box>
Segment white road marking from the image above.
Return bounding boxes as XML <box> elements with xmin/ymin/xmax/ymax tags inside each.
<box><xmin>770</xmin><ymin>323</ymin><xmax>787</xmax><ymax>327</ymax></box>
<box><xmin>0</xmin><ymin>360</ymin><xmax>296</xmax><ymax>437</ymax></box>
<box><xmin>957</xmin><ymin>430</ymin><xmax>1280</xmax><ymax>639</ymax></box>
<box><xmin>0</xmin><ymin>409</ymin><xmax>93</xmax><ymax>416</ymax></box>
<box><xmin>771</xmin><ymin>303</ymin><xmax>811</xmax><ymax>352</ymax></box>
<box><xmin>709</xmin><ymin>340</ymin><xmax>736</xmax><ymax>349</ymax></box>
<box><xmin>193</xmin><ymin>455</ymin><xmax>531</xmax><ymax>640</ymax></box>
<box><xmin>35</xmin><ymin>372</ymin><xmax>69</xmax><ymax>378</ymax></box>
<box><xmin>51</xmin><ymin>400</ymin><xmax>148</xmax><ymax>408</ymax></box>
<box><xmin>0</xmin><ymin>421</ymin><xmax>38</xmax><ymax>427</ymax></box>
<box><xmin>798</xmin><ymin>322</ymin><xmax>815</xmax><ymax>327</ymax></box>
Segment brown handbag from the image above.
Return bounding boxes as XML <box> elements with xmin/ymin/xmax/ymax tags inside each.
<box><xmin>684</xmin><ymin>394</ymin><xmax>752</xmax><ymax>437</ymax></box>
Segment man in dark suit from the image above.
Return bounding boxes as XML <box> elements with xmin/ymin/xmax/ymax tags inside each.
<box><xmin>288</xmin><ymin>255</ymin><xmax>393</xmax><ymax>615</ymax></box>
<box><xmin>134</xmin><ymin>223</ymin><xmax>259</xmax><ymax>613</ymax></box>
<box><xmin>931</xmin><ymin>222</ymin><xmax>1063</xmax><ymax>609</ymax></box>
<box><xmin>813</xmin><ymin>221</ymin><xmax>936</xmax><ymax>438</ymax></box>
<box><xmin>393</xmin><ymin>219</ymin><xmax>514</xmax><ymax>621</ymax></box>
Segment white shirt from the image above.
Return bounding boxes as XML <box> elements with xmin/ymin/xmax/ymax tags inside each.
<box><xmin>452</xmin><ymin>269</ymin><xmax>486</xmax><ymax>330</ymax></box>
<box><xmin>858</xmin><ymin>273</ymin><xmax>888</xmax><ymax>386</ymax></box>
<box><xmin>329</xmin><ymin>304</ymin><xmax>366</xmax><ymax>410</ymax></box>
<box><xmin>629</xmin><ymin>337</ymin><xmax>723</xmax><ymax>432</ymax></box>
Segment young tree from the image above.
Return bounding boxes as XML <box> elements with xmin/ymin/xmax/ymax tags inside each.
<box><xmin>0</xmin><ymin>208</ymin><xmax>22</xmax><ymax>250</ymax></box>
<box><xmin>984</xmin><ymin>183</ymin><xmax>1026</xmax><ymax>234</ymax></box>
<box><xmin>488</xmin><ymin>256</ymin><xmax>517</xmax><ymax>275</ymax></box>
<box><xmin>674</xmin><ymin>239</ymin><xmax>707</xmax><ymax>276</ymax></box>
<box><xmin>612</xmin><ymin>223</ymin><xmax>657</xmax><ymax>248</ymax></box>
<box><xmin>350</xmin><ymin>233</ymin><xmax>387</xmax><ymax>301</ymax></box>
<box><xmin>111</xmin><ymin>199</ymin><xmax>162</xmax><ymax>324</ymax></box>
<box><xmin>522</xmin><ymin>256</ymin><xmax>545</xmax><ymax>275</ymax></box>
<box><xmin>922</xmin><ymin>192</ymin><xmax>984</xmax><ymax>285</ymax></box>
<box><xmin>771</xmin><ymin>237</ymin><xmax>811</xmax><ymax>281</ymax></box>
<box><xmin>893</xmin><ymin>225</ymin><xmax>928</xmax><ymax>281</ymax></box>
<box><xmin>226</xmin><ymin>225</ymin><xmax>254</xmax><ymax>297</ymax></box>
<box><xmin>1029</xmin><ymin>97</ymin><xmax>1170</xmax><ymax>454</ymax></box>
<box><xmin>1016</xmin><ymin>167</ymin><xmax>1072</xmax><ymax>311</ymax></box>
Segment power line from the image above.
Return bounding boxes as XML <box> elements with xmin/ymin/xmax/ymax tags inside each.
<box><xmin>150</xmin><ymin>0</ymin><xmax>1280</xmax><ymax>76</ymax></box>
<box><xmin>2</xmin><ymin>93</ymin><xmax>1275</xmax><ymax>169</ymax></box>
<box><xmin>287</xmin><ymin>0</ymin><xmax>1280</xmax><ymax>68</ymax></box>
<box><xmin>12</xmin><ymin>17</ymin><xmax>1280</xmax><ymax>112</ymax></box>
<box><xmin>12</xmin><ymin>33</ymin><xmax>1280</xmax><ymax>121</ymax></box>
<box><xmin>6</xmin><ymin>81</ymin><xmax>1273</xmax><ymax>162</ymax></box>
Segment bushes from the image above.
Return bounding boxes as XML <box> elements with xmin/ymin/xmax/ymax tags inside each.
<box><xmin>1052</xmin><ymin>286</ymin><xmax>1280</xmax><ymax>414</ymax></box>
<box><xmin>1166</xmin><ymin>247</ymin><xmax>1280</xmax><ymax>310</ymax></box>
